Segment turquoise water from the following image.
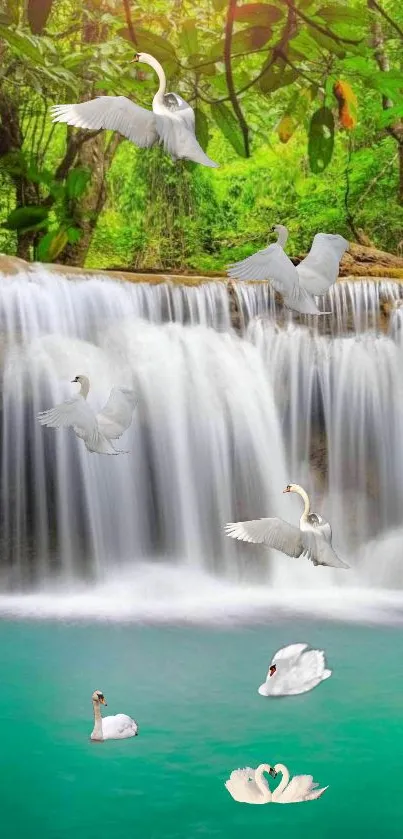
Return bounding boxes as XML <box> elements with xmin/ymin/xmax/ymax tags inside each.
<box><xmin>1</xmin><ymin>620</ymin><xmax>402</xmax><ymax>838</ymax></box>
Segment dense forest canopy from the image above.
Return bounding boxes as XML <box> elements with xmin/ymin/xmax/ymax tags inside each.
<box><xmin>0</xmin><ymin>0</ymin><xmax>402</xmax><ymax>271</ymax></box>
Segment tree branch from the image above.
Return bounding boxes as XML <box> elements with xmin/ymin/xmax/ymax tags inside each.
<box><xmin>224</xmin><ymin>0</ymin><xmax>249</xmax><ymax>156</ymax></box>
<box><xmin>122</xmin><ymin>0</ymin><xmax>137</xmax><ymax>47</ymax></box>
<box><xmin>199</xmin><ymin>5</ymin><xmax>297</xmax><ymax>105</ymax></box>
<box><xmin>368</xmin><ymin>0</ymin><xmax>403</xmax><ymax>40</ymax></box>
<box><xmin>284</xmin><ymin>0</ymin><xmax>362</xmax><ymax>46</ymax></box>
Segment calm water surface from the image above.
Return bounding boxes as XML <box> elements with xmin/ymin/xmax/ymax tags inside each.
<box><xmin>1</xmin><ymin>621</ymin><xmax>402</xmax><ymax>838</ymax></box>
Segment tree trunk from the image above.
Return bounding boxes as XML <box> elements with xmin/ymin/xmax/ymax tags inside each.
<box><xmin>62</xmin><ymin>134</ymin><xmax>120</xmax><ymax>266</ymax></box>
<box><xmin>370</xmin><ymin>6</ymin><xmax>403</xmax><ymax>203</ymax></box>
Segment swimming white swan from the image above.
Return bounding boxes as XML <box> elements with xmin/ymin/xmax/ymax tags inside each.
<box><xmin>51</xmin><ymin>52</ymin><xmax>218</xmax><ymax>168</ymax></box>
<box><xmin>258</xmin><ymin>643</ymin><xmax>332</xmax><ymax>697</ymax></box>
<box><xmin>227</xmin><ymin>225</ymin><xmax>348</xmax><ymax>314</ymax></box>
<box><xmin>225</xmin><ymin>762</ymin><xmax>328</xmax><ymax>804</ymax></box>
<box><xmin>90</xmin><ymin>690</ymin><xmax>139</xmax><ymax>741</ymax></box>
<box><xmin>225</xmin><ymin>483</ymin><xmax>349</xmax><ymax>568</ymax></box>
<box><xmin>37</xmin><ymin>375</ymin><xmax>138</xmax><ymax>455</ymax></box>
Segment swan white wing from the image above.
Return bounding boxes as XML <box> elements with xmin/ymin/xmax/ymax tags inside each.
<box><xmin>37</xmin><ymin>394</ymin><xmax>97</xmax><ymax>439</ymax></box>
<box><xmin>276</xmin><ymin>774</ymin><xmax>322</xmax><ymax>803</ymax></box>
<box><xmin>101</xmin><ymin>713</ymin><xmax>138</xmax><ymax>740</ymax></box>
<box><xmin>37</xmin><ymin>395</ymin><xmax>116</xmax><ymax>453</ymax></box>
<box><xmin>225</xmin><ymin>517</ymin><xmax>303</xmax><ymax>558</ymax></box>
<box><xmin>227</xmin><ymin>244</ymin><xmax>299</xmax><ymax>295</ymax></box>
<box><xmin>266</xmin><ymin>649</ymin><xmax>332</xmax><ymax>696</ymax></box>
<box><xmin>301</xmin><ymin>530</ymin><xmax>349</xmax><ymax>568</ymax></box>
<box><xmin>51</xmin><ymin>97</ymin><xmax>158</xmax><ymax>148</ymax></box>
<box><xmin>97</xmin><ymin>387</ymin><xmax>138</xmax><ymax>440</ymax></box>
<box><xmin>155</xmin><ymin>114</ymin><xmax>218</xmax><ymax>167</ymax></box>
<box><xmin>282</xmin><ymin>285</ymin><xmax>323</xmax><ymax>315</ymax></box>
<box><xmin>272</xmin><ymin>644</ymin><xmax>308</xmax><ymax>664</ymax></box>
<box><xmin>225</xmin><ymin>769</ymin><xmax>263</xmax><ymax>803</ymax></box>
<box><xmin>297</xmin><ymin>233</ymin><xmax>348</xmax><ymax>296</ymax></box>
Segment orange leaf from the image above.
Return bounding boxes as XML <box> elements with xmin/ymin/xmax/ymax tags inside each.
<box><xmin>333</xmin><ymin>80</ymin><xmax>358</xmax><ymax>130</ymax></box>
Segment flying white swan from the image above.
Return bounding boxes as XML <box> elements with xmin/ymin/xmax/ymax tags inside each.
<box><xmin>90</xmin><ymin>690</ymin><xmax>139</xmax><ymax>741</ymax></box>
<box><xmin>258</xmin><ymin>643</ymin><xmax>332</xmax><ymax>697</ymax></box>
<box><xmin>37</xmin><ymin>375</ymin><xmax>138</xmax><ymax>455</ymax></box>
<box><xmin>227</xmin><ymin>225</ymin><xmax>349</xmax><ymax>314</ymax></box>
<box><xmin>225</xmin><ymin>762</ymin><xmax>328</xmax><ymax>804</ymax></box>
<box><xmin>225</xmin><ymin>483</ymin><xmax>349</xmax><ymax>568</ymax></box>
<box><xmin>51</xmin><ymin>52</ymin><xmax>218</xmax><ymax>168</ymax></box>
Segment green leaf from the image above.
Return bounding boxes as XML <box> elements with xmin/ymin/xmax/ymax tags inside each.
<box><xmin>66</xmin><ymin>226</ymin><xmax>82</xmax><ymax>245</ymax></box>
<box><xmin>210</xmin><ymin>102</ymin><xmax>247</xmax><ymax>157</ymax></box>
<box><xmin>308</xmin><ymin>107</ymin><xmax>335</xmax><ymax>174</ymax></box>
<box><xmin>308</xmin><ymin>28</ymin><xmax>346</xmax><ymax>58</ymax></box>
<box><xmin>316</xmin><ymin>4</ymin><xmax>365</xmax><ymax>26</ymax></box>
<box><xmin>119</xmin><ymin>27</ymin><xmax>178</xmax><ymax>72</ymax></box>
<box><xmin>234</xmin><ymin>4</ymin><xmax>283</xmax><ymax>26</ymax></box>
<box><xmin>210</xmin><ymin>26</ymin><xmax>273</xmax><ymax>59</ymax></box>
<box><xmin>66</xmin><ymin>168</ymin><xmax>91</xmax><ymax>200</ymax></box>
<box><xmin>0</xmin><ymin>25</ymin><xmax>45</xmax><ymax>64</ymax></box>
<box><xmin>3</xmin><ymin>206</ymin><xmax>49</xmax><ymax>232</ymax></box>
<box><xmin>179</xmin><ymin>20</ymin><xmax>198</xmax><ymax>56</ymax></box>
<box><xmin>187</xmin><ymin>54</ymin><xmax>216</xmax><ymax>76</ymax></box>
<box><xmin>36</xmin><ymin>228</ymin><xmax>69</xmax><ymax>262</ymax></box>
<box><xmin>259</xmin><ymin>57</ymin><xmax>298</xmax><ymax>93</ymax></box>
<box><xmin>27</xmin><ymin>0</ymin><xmax>54</xmax><ymax>35</ymax></box>
<box><xmin>195</xmin><ymin>108</ymin><xmax>209</xmax><ymax>152</ymax></box>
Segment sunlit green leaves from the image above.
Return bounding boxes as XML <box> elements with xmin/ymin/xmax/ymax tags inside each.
<box><xmin>119</xmin><ymin>27</ymin><xmax>178</xmax><ymax>73</ymax></box>
<box><xmin>66</xmin><ymin>168</ymin><xmax>91</xmax><ymax>200</ymax></box>
<box><xmin>179</xmin><ymin>20</ymin><xmax>198</xmax><ymax>57</ymax></box>
<box><xmin>316</xmin><ymin>4</ymin><xmax>366</xmax><ymax>26</ymax></box>
<box><xmin>209</xmin><ymin>26</ymin><xmax>273</xmax><ymax>60</ymax></box>
<box><xmin>211</xmin><ymin>102</ymin><xmax>248</xmax><ymax>157</ymax></box>
<box><xmin>260</xmin><ymin>57</ymin><xmax>298</xmax><ymax>94</ymax></box>
<box><xmin>308</xmin><ymin>107</ymin><xmax>335</xmax><ymax>173</ymax></box>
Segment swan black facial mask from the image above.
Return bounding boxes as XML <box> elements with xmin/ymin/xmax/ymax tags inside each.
<box><xmin>269</xmin><ymin>665</ymin><xmax>277</xmax><ymax>677</ymax></box>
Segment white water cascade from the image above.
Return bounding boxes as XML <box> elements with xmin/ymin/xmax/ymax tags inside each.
<box><xmin>1</xmin><ymin>266</ymin><xmax>403</xmax><ymax>622</ymax></box>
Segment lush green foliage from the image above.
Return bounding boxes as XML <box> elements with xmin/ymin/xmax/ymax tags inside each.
<box><xmin>0</xmin><ymin>0</ymin><xmax>403</xmax><ymax>269</ymax></box>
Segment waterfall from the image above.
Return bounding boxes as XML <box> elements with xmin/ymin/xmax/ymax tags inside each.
<box><xmin>1</xmin><ymin>265</ymin><xmax>403</xmax><ymax>621</ymax></box>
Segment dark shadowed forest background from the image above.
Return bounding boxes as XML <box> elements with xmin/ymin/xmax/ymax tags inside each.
<box><xmin>0</xmin><ymin>0</ymin><xmax>402</xmax><ymax>272</ymax></box>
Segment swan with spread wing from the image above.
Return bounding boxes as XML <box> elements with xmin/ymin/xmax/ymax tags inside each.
<box><xmin>227</xmin><ymin>225</ymin><xmax>348</xmax><ymax>314</ymax></box>
<box><xmin>51</xmin><ymin>52</ymin><xmax>218</xmax><ymax>168</ymax></box>
<box><xmin>225</xmin><ymin>483</ymin><xmax>349</xmax><ymax>569</ymax></box>
<box><xmin>38</xmin><ymin>375</ymin><xmax>138</xmax><ymax>455</ymax></box>
<box><xmin>225</xmin><ymin>762</ymin><xmax>328</xmax><ymax>804</ymax></box>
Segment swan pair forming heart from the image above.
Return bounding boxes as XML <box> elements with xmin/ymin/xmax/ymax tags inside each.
<box><xmin>225</xmin><ymin>763</ymin><xmax>328</xmax><ymax>804</ymax></box>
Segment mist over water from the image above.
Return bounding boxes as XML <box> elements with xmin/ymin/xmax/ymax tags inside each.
<box><xmin>1</xmin><ymin>267</ymin><xmax>403</xmax><ymax>622</ymax></box>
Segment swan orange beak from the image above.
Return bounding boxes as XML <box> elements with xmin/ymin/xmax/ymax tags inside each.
<box><xmin>269</xmin><ymin>665</ymin><xmax>276</xmax><ymax>677</ymax></box>
<box><xmin>100</xmin><ymin>697</ymin><xmax>107</xmax><ymax>706</ymax></box>
<box><xmin>130</xmin><ymin>54</ymin><xmax>140</xmax><ymax>63</ymax></box>
<box><xmin>269</xmin><ymin>767</ymin><xmax>277</xmax><ymax>778</ymax></box>
<box><xmin>283</xmin><ymin>487</ymin><xmax>290</xmax><ymax>493</ymax></box>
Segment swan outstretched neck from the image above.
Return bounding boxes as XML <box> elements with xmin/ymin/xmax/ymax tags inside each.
<box><xmin>133</xmin><ymin>52</ymin><xmax>166</xmax><ymax>107</ymax></box>
<box><xmin>271</xmin><ymin>224</ymin><xmax>288</xmax><ymax>248</ymax></box>
<box><xmin>283</xmin><ymin>482</ymin><xmax>311</xmax><ymax>520</ymax></box>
